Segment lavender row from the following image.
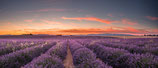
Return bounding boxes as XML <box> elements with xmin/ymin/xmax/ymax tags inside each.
<box><xmin>76</xmin><ymin>39</ymin><xmax>92</xmax><ymax>46</ymax></box>
<box><xmin>120</xmin><ymin>38</ymin><xmax>158</xmax><ymax>47</ymax></box>
<box><xmin>103</xmin><ymin>38</ymin><xmax>158</xmax><ymax>48</ymax></box>
<box><xmin>69</xmin><ymin>40</ymin><xmax>85</xmax><ymax>54</ymax></box>
<box><xmin>97</xmin><ymin>40</ymin><xmax>158</xmax><ymax>56</ymax></box>
<box><xmin>22</xmin><ymin>54</ymin><xmax>64</xmax><ymax>68</ymax></box>
<box><xmin>86</xmin><ymin>42</ymin><xmax>158</xmax><ymax>68</ymax></box>
<box><xmin>76</xmin><ymin>38</ymin><xmax>158</xmax><ymax>49</ymax></box>
<box><xmin>22</xmin><ymin>41</ymin><xmax>66</xmax><ymax>68</ymax></box>
<box><xmin>45</xmin><ymin>41</ymin><xmax>68</xmax><ymax>60</ymax></box>
<box><xmin>69</xmin><ymin>41</ymin><xmax>112</xmax><ymax>68</ymax></box>
<box><xmin>76</xmin><ymin>39</ymin><xmax>158</xmax><ymax>56</ymax></box>
<box><xmin>0</xmin><ymin>41</ymin><xmax>47</xmax><ymax>48</ymax></box>
<box><xmin>0</xmin><ymin>42</ymin><xmax>56</xmax><ymax>68</ymax></box>
<box><xmin>0</xmin><ymin>43</ymin><xmax>40</xmax><ymax>56</ymax></box>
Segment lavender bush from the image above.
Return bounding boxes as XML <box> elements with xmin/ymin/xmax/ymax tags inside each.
<box><xmin>76</xmin><ymin>59</ymin><xmax>112</xmax><ymax>68</ymax></box>
<box><xmin>0</xmin><ymin>42</ymin><xmax>56</xmax><ymax>68</ymax></box>
<box><xmin>0</xmin><ymin>43</ymin><xmax>38</xmax><ymax>56</ymax></box>
<box><xmin>22</xmin><ymin>54</ymin><xmax>64</xmax><ymax>68</ymax></box>
<box><xmin>87</xmin><ymin>42</ymin><xmax>129</xmax><ymax>67</ymax></box>
<box><xmin>72</xmin><ymin>47</ymin><xmax>96</xmax><ymax>65</ymax></box>
<box><xmin>116</xmin><ymin>53</ymin><xmax>158</xmax><ymax>68</ymax></box>
<box><xmin>97</xmin><ymin>40</ymin><xmax>158</xmax><ymax>56</ymax></box>
<box><xmin>69</xmin><ymin>40</ymin><xmax>85</xmax><ymax>54</ymax></box>
<box><xmin>46</xmin><ymin>41</ymin><xmax>67</xmax><ymax>60</ymax></box>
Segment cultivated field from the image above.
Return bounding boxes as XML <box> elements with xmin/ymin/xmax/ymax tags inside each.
<box><xmin>0</xmin><ymin>35</ymin><xmax>158</xmax><ymax>68</ymax></box>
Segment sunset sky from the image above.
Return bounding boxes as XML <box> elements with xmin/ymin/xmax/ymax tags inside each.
<box><xmin>0</xmin><ymin>0</ymin><xmax>158</xmax><ymax>35</ymax></box>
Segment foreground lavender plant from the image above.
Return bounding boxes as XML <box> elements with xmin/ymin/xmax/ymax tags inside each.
<box><xmin>97</xmin><ymin>38</ymin><xmax>158</xmax><ymax>55</ymax></box>
<box><xmin>0</xmin><ymin>42</ymin><xmax>56</xmax><ymax>68</ymax></box>
<box><xmin>76</xmin><ymin>59</ymin><xmax>113</xmax><ymax>68</ymax></box>
<box><xmin>86</xmin><ymin>42</ymin><xmax>129</xmax><ymax>66</ymax></box>
<box><xmin>0</xmin><ymin>43</ymin><xmax>38</xmax><ymax>56</ymax></box>
<box><xmin>69</xmin><ymin>40</ymin><xmax>85</xmax><ymax>54</ymax></box>
<box><xmin>46</xmin><ymin>41</ymin><xmax>67</xmax><ymax>60</ymax></box>
<box><xmin>72</xmin><ymin>48</ymin><xmax>97</xmax><ymax>65</ymax></box>
<box><xmin>22</xmin><ymin>54</ymin><xmax>64</xmax><ymax>68</ymax></box>
<box><xmin>116</xmin><ymin>53</ymin><xmax>158</xmax><ymax>68</ymax></box>
<box><xmin>87</xmin><ymin>41</ymin><xmax>158</xmax><ymax>68</ymax></box>
<box><xmin>70</xmin><ymin>41</ymin><xmax>113</xmax><ymax>68</ymax></box>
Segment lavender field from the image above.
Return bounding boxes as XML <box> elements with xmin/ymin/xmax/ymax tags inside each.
<box><xmin>0</xmin><ymin>35</ymin><xmax>158</xmax><ymax>68</ymax></box>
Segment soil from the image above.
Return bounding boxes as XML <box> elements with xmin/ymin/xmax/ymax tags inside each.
<box><xmin>63</xmin><ymin>45</ymin><xmax>75</xmax><ymax>68</ymax></box>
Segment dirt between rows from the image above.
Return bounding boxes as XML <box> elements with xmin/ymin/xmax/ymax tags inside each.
<box><xmin>63</xmin><ymin>45</ymin><xmax>75</xmax><ymax>68</ymax></box>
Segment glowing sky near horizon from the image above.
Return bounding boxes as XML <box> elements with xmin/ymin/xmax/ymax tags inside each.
<box><xmin>0</xmin><ymin>0</ymin><xmax>158</xmax><ymax>35</ymax></box>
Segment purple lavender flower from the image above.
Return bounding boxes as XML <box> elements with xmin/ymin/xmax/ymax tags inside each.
<box><xmin>72</xmin><ymin>48</ymin><xmax>96</xmax><ymax>65</ymax></box>
<box><xmin>0</xmin><ymin>43</ymin><xmax>55</xmax><ymax>68</ymax></box>
<box><xmin>87</xmin><ymin>42</ymin><xmax>129</xmax><ymax>66</ymax></box>
<box><xmin>22</xmin><ymin>54</ymin><xmax>64</xmax><ymax>68</ymax></box>
<box><xmin>76</xmin><ymin>59</ymin><xmax>113</xmax><ymax>68</ymax></box>
<box><xmin>116</xmin><ymin>53</ymin><xmax>158</xmax><ymax>68</ymax></box>
<box><xmin>46</xmin><ymin>41</ymin><xmax>67</xmax><ymax>60</ymax></box>
<box><xmin>69</xmin><ymin>40</ymin><xmax>85</xmax><ymax>54</ymax></box>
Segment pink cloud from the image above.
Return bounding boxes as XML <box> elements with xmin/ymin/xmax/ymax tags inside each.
<box><xmin>126</xmin><ymin>27</ymin><xmax>140</xmax><ymax>32</ymax></box>
<box><xmin>7</xmin><ymin>22</ymin><xmax>11</xmax><ymax>25</ymax></box>
<box><xmin>62</xmin><ymin>17</ymin><xmax>115</xmax><ymax>24</ymax></box>
<box><xmin>146</xmin><ymin>16</ymin><xmax>158</xmax><ymax>20</ymax></box>
<box><xmin>62</xmin><ymin>16</ymin><xmax>139</xmax><ymax>25</ymax></box>
<box><xmin>151</xmin><ymin>29</ymin><xmax>158</xmax><ymax>33</ymax></box>
<box><xmin>41</xmin><ymin>20</ymin><xmax>61</xmax><ymax>25</ymax></box>
<box><xmin>121</xmin><ymin>18</ymin><xmax>138</xmax><ymax>25</ymax></box>
<box><xmin>24</xmin><ymin>19</ymin><xmax>33</xmax><ymax>22</ymax></box>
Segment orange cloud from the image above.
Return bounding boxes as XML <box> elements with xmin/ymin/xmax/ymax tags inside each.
<box><xmin>0</xmin><ymin>26</ymin><xmax>154</xmax><ymax>35</ymax></box>
<box><xmin>62</xmin><ymin>17</ymin><xmax>114</xmax><ymax>24</ymax></box>
<box><xmin>121</xmin><ymin>18</ymin><xmax>138</xmax><ymax>25</ymax></box>
<box><xmin>24</xmin><ymin>19</ymin><xmax>33</xmax><ymax>22</ymax></box>
<box><xmin>57</xmin><ymin>27</ymin><xmax>149</xmax><ymax>35</ymax></box>
<box><xmin>0</xmin><ymin>30</ymin><xmax>27</xmax><ymax>35</ymax></box>
<box><xmin>59</xmin><ymin>28</ymin><xmax>104</xmax><ymax>34</ymax></box>
<box><xmin>146</xmin><ymin>16</ymin><xmax>158</xmax><ymax>20</ymax></box>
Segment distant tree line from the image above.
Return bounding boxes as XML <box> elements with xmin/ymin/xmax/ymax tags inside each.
<box><xmin>22</xmin><ymin>33</ymin><xmax>33</xmax><ymax>35</ymax></box>
<box><xmin>22</xmin><ymin>34</ymin><xmax>64</xmax><ymax>36</ymax></box>
<box><xmin>144</xmin><ymin>34</ymin><xmax>158</xmax><ymax>36</ymax></box>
